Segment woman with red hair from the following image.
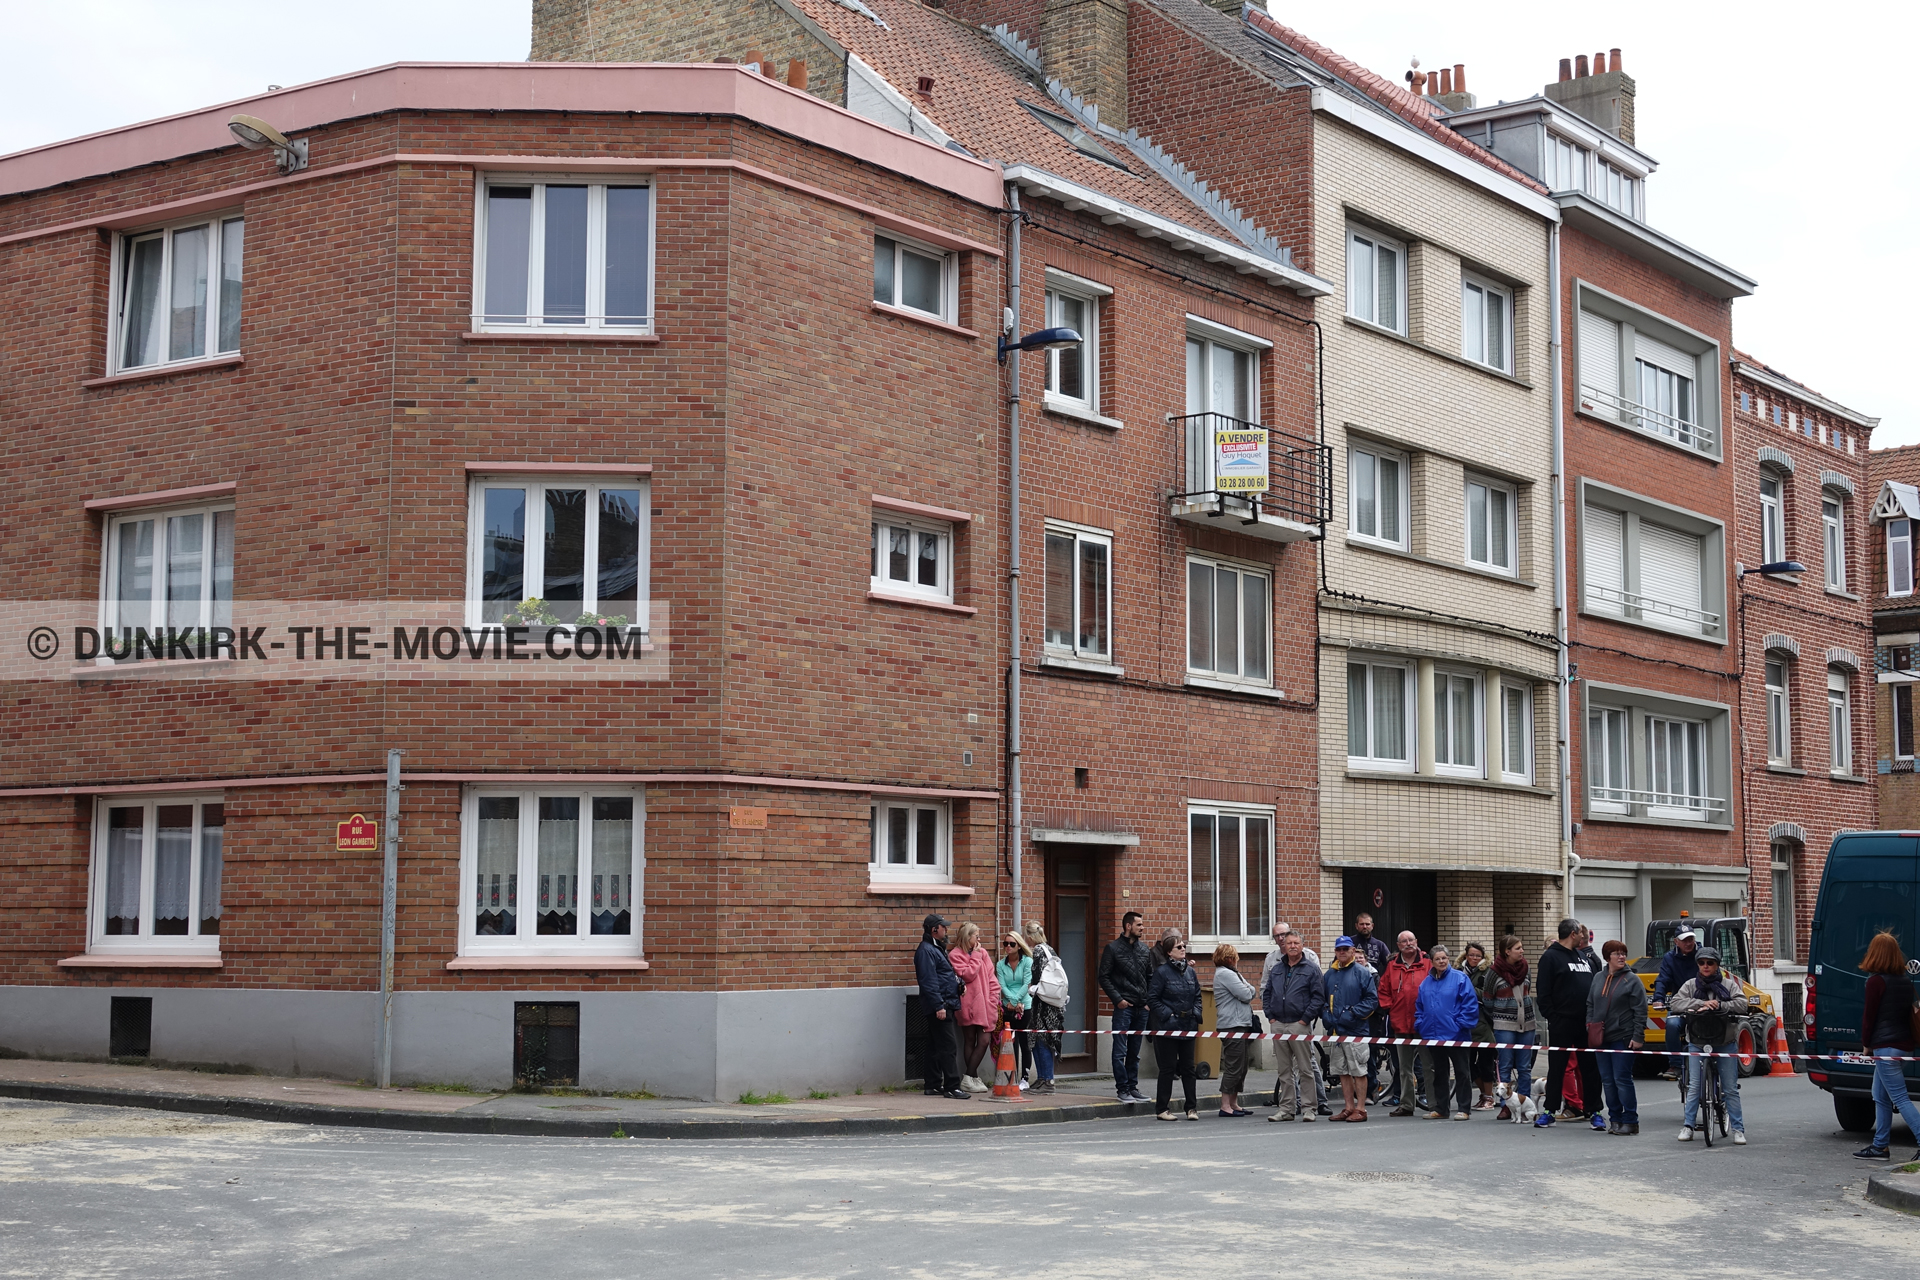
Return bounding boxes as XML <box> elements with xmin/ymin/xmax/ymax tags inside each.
<box><xmin>1854</xmin><ymin>931</ymin><xmax>1920</xmax><ymax>1162</ymax></box>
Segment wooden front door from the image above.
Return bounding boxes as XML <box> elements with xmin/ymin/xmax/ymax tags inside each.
<box><xmin>1046</xmin><ymin>854</ymin><xmax>1102</xmax><ymax>1074</ymax></box>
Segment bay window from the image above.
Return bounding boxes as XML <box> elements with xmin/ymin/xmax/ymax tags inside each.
<box><xmin>1347</xmin><ymin>660</ymin><xmax>1413</xmax><ymax>771</ymax></box>
<box><xmin>475</xmin><ymin>179</ymin><xmax>652</xmax><ymax>332</ymax></box>
<box><xmin>114</xmin><ymin>215</ymin><xmax>244</xmax><ymax>373</ymax></box>
<box><xmin>1889</xmin><ymin>518</ymin><xmax>1914</xmax><ymax>596</ymax></box>
<box><xmin>1433</xmin><ymin>669</ymin><xmax>1482</xmax><ymax>777</ymax></box>
<box><xmin>1500</xmin><ymin>684</ymin><xmax>1533</xmax><ymax>784</ymax></box>
<box><xmin>1188</xmin><ymin>806</ymin><xmax>1273</xmax><ymax>942</ymax></box>
<box><xmin>463</xmin><ymin>789</ymin><xmax>642</xmax><ymax>954</ymax></box>
<box><xmin>91</xmin><ymin>798</ymin><xmax>224</xmax><ymax>954</ymax></box>
<box><xmin>468</xmin><ymin>475</ymin><xmax>647</xmax><ymax>625</ymax></box>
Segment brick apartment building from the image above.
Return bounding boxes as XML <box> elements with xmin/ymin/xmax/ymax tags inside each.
<box><xmin>1869</xmin><ymin>447</ymin><xmax>1920</xmax><ymax>828</ymax></box>
<box><xmin>1723</xmin><ymin>354</ymin><xmax>1877</xmax><ymax>999</ymax></box>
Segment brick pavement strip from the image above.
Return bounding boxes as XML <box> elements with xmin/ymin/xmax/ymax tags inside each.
<box><xmin>0</xmin><ymin>1058</ymin><xmax>1217</xmax><ymax>1139</ymax></box>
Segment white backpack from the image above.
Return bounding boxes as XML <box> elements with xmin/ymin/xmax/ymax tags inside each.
<box><xmin>1034</xmin><ymin>947</ymin><xmax>1070</xmax><ymax>1008</ymax></box>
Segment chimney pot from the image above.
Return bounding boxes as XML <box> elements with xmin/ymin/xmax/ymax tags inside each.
<box><xmin>1408</xmin><ymin>68</ymin><xmax>1427</xmax><ymax>96</ymax></box>
<box><xmin>744</xmin><ymin>48</ymin><xmax>765</xmax><ymax>74</ymax></box>
<box><xmin>1558</xmin><ymin>57</ymin><xmax>1572</xmax><ymax>82</ymax></box>
<box><xmin>1437</xmin><ymin>67</ymin><xmax>1452</xmax><ymax>96</ymax></box>
<box><xmin>1575</xmin><ymin>54</ymin><xmax>1590</xmax><ymax>78</ymax></box>
<box><xmin>1610</xmin><ymin>47</ymin><xmax>1623</xmax><ymax>73</ymax></box>
<box><xmin>1453</xmin><ymin>63</ymin><xmax>1466</xmax><ymax>92</ymax></box>
<box><xmin>788</xmin><ymin>58</ymin><xmax>808</xmax><ymax>89</ymax></box>
<box><xmin>1594</xmin><ymin>50</ymin><xmax>1608</xmax><ymax>75</ymax></box>
<box><xmin>917</xmin><ymin>75</ymin><xmax>935</xmax><ymax>94</ymax></box>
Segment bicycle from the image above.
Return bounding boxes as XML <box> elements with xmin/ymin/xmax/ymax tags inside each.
<box><xmin>1676</xmin><ymin>1027</ymin><xmax>1732</xmax><ymax>1147</ymax></box>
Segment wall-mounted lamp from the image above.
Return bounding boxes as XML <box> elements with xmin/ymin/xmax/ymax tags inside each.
<box><xmin>1736</xmin><ymin>560</ymin><xmax>1806</xmax><ymax>580</ymax></box>
<box><xmin>228</xmin><ymin>114</ymin><xmax>308</xmax><ymax>174</ymax></box>
<box><xmin>998</xmin><ymin>326</ymin><xmax>1081</xmax><ymax>366</ymax></box>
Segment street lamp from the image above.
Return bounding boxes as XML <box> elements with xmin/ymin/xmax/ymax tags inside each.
<box><xmin>1736</xmin><ymin>560</ymin><xmax>1806</xmax><ymax>580</ymax></box>
<box><xmin>998</xmin><ymin>326</ymin><xmax>1081</xmax><ymax>365</ymax></box>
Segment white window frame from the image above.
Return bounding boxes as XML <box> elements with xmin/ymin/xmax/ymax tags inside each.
<box><xmin>458</xmin><ymin>786</ymin><xmax>645</xmax><ymax>958</ymax></box>
<box><xmin>1186</xmin><ymin>803</ymin><xmax>1276</xmax><ymax>946</ymax></box>
<box><xmin>1759</xmin><ymin>474</ymin><xmax>1784</xmax><ymax>566</ymax></box>
<box><xmin>1500</xmin><ymin>682</ymin><xmax>1534</xmax><ymax>784</ymax></box>
<box><xmin>869</xmin><ymin>800</ymin><xmax>951</xmax><ymax>885</ymax></box>
<box><xmin>1546</xmin><ymin>134</ymin><xmax>1589</xmax><ymax>194</ymax></box>
<box><xmin>873</xmin><ymin>231</ymin><xmax>955</xmax><ymax>323</ymax></box>
<box><xmin>1765</xmin><ymin>658</ymin><xmax>1791</xmax><ymax>766</ymax></box>
<box><xmin>1770</xmin><ymin>842</ymin><xmax>1798</xmax><ymax>964</ymax></box>
<box><xmin>1460</xmin><ymin>274</ymin><xmax>1513</xmax><ymax>374</ymax></box>
<box><xmin>100</xmin><ymin>499</ymin><xmax>236</xmax><ymax>638</ymax></box>
<box><xmin>471</xmin><ymin>175</ymin><xmax>655</xmax><ymax>333</ymax></box>
<box><xmin>1347</xmin><ymin>659</ymin><xmax>1415</xmax><ymax>773</ymax></box>
<box><xmin>1586</xmin><ymin>705</ymin><xmax>1631</xmax><ymax>815</ymax></box>
<box><xmin>1043</xmin><ymin>269</ymin><xmax>1107</xmax><ymax>414</ymax></box>
<box><xmin>1346</xmin><ymin>226</ymin><xmax>1407</xmax><ymax>334</ymax></box>
<box><xmin>1822</xmin><ymin>495</ymin><xmax>1846</xmax><ymax>591</ymax></box>
<box><xmin>465</xmin><ymin>475</ymin><xmax>650</xmax><ymax>627</ymax></box>
<box><xmin>1646</xmin><ymin>715</ymin><xmax>1710</xmax><ymax>822</ymax></box>
<box><xmin>1183</xmin><ymin>322</ymin><xmax>1265</xmax><ymax>492</ymax></box>
<box><xmin>108</xmin><ymin>212</ymin><xmax>245</xmax><ymax>375</ymax></box>
<box><xmin>1184</xmin><ymin>552</ymin><xmax>1273</xmax><ymax>690</ymax></box>
<box><xmin>1465</xmin><ymin>474</ymin><xmax>1517</xmax><ymax>574</ymax></box>
<box><xmin>1828</xmin><ymin>669</ymin><xmax>1853</xmax><ymax>776</ymax></box>
<box><xmin>1433</xmin><ymin>667</ymin><xmax>1484</xmax><ymax>779</ymax></box>
<box><xmin>1043</xmin><ymin>520</ymin><xmax>1112</xmax><ymax>662</ymax></box>
<box><xmin>1597</xmin><ymin>160</ymin><xmax>1639</xmax><ymax>217</ymax></box>
<box><xmin>1889</xmin><ymin>518</ymin><xmax>1913</xmax><ymax>596</ymax></box>
<box><xmin>88</xmin><ymin>795</ymin><xmax>225</xmax><ymax>957</ymax></box>
<box><xmin>870</xmin><ymin>513</ymin><xmax>955</xmax><ymax>606</ymax></box>
<box><xmin>1349</xmin><ymin>442</ymin><xmax>1410</xmax><ymax>551</ymax></box>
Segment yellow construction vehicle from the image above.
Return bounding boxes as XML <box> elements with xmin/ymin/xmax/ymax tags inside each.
<box><xmin>1631</xmin><ymin>915</ymin><xmax>1778</xmax><ymax>1077</ymax></box>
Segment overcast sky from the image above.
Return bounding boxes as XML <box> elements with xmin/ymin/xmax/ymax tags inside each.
<box><xmin>5</xmin><ymin>1</ymin><xmax>1912</xmax><ymax>443</ymax></box>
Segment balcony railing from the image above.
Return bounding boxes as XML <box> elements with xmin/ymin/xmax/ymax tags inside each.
<box><xmin>1589</xmin><ymin>784</ymin><xmax>1729</xmax><ymax>822</ymax></box>
<box><xmin>1167</xmin><ymin>412</ymin><xmax>1331</xmax><ymax>543</ymax></box>
<box><xmin>1579</xmin><ymin>384</ymin><xmax>1717</xmax><ymax>453</ymax></box>
<box><xmin>1586</xmin><ymin>583</ymin><xmax>1721</xmax><ymax>633</ymax></box>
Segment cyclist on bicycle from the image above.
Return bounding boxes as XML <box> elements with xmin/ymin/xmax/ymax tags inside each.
<box><xmin>1667</xmin><ymin>946</ymin><xmax>1749</xmax><ymax>1145</ymax></box>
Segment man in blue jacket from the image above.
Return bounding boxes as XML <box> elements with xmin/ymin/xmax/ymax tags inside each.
<box><xmin>1322</xmin><ymin>937</ymin><xmax>1380</xmax><ymax>1121</ymax></box>
<box><xmin>1413</xmin><ymin>944</ymin><xmax>1483</xmax><ymax>1119</ymax></box>
<box><xmin>1651</xmin><ymin>929</ymin><xmax>1702</xmax><ymax>1080</ymax></box>
<box><xmin>914</xmin><ymin>914</ymin><xmax>968</xmax><ymax>1099</ymax></box>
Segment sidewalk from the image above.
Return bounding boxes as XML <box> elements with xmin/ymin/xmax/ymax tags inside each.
<box><xmin>0</xmin><ymin>1058</ymin><xmax>1224</xmax><ymax>1139</ymax></box>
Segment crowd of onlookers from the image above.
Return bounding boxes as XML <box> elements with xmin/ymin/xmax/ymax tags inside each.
<box><xmin>919</xmin><ymin>909</ymin><xmax>1908</xmax><ymax>1153</ymax></box>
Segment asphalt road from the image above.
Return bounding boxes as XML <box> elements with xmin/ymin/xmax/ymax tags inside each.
<box><xmin>2</xmin><ymin>1073</ymin><xmax>1915</xmax><ymax>1279</ymax></box>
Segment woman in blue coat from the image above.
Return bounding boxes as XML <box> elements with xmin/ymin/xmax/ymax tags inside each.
<box><xmin>1146</xmin><ymin>930</ymin><xmax>1202</xmax><ymax>1121</ymax></box>
<box><xmin>1413</xmin><ymin>944</ymin><xmax>1482</xmax><ymax>1120</ymax></box>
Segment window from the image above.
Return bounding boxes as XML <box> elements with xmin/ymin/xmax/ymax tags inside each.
<box><xmin>1771</xmin><ymin>843</ymin><xmax>1798</xmax><ymax>964</ymax></box>
<box><xmin>870</xmin><ymin>801</ymin><xmax>950</xmax><ymax>884</ymax></box>
<box><xmin>1597</xmin><ymin>160</ymin><xmax>1639</xmax><ymax>216</ymax></box>
<box><xmin>1349</xmin><ymin>443</ymin><xmax>1408</xmax><ymax>550</ymax></box>
<box><xmin>870</xmin><ymin>515</ymin><xmax>953</xmax><ymax>605</ymax></box>
<box><xmin>1586</xmin><ymin>706</ymin><xmax>1630</xmax><ymax>814</ymax></box>
<box><xmin>1044</xmin><ymin>288</ymin><xmax>1097</xmax><ymax>409</ymax></box>
<box><xmin>113</xmin><ymin>215</ymin><xmax>244</xmax><ymax>372</ymax></box>
<box><xmin>1894</xmin><ymin>683</ymin><xmax>1914</xmax><ymax>760</ymax></box>
<box><xmin>1889</xmin><ymin>518</ymin><xmax>1914</xmax><ymax>596</ymax></box>
<box><xmin>1823</xmin><ymin>497</ymin><xmax>1846</xmax><ymax>590</ymax></box>
<box><xmin>1460</xmin><ymin>276</ymin><xmax>1511</xmax><ymax>373</ymax></box>
<box><xmin>1546</xmin><ymin>135</ymin><xmax>1588</xmax><ymax>193</ymax></box>
<box><xmin>1583</xmin><ymin>499</ymin><xmax>1719</xmax><ymax>638</ymax></box>
<box><xmin>1433</xmin><ymin>669</ymin><xmax>1482</xmax><ymax>777</ymax></box>
<box><xmin>91</xmin><ymin>798</ymin><xmax>224</xmax><ymax>953</ymax></box>
<box><xmin>873</xmin><ymin>233</ymin><xmax>951</xmax><ymax>321</ymax></box>
<box><xmin>1186</xmin><ymin>555</ymin><xmax>1271</xmax><ymax>688</ymax></box>
<box><xmin>1465</xmin><ymin>476</ymin><xmax>1516</xmax><ymax>573</ymax></box>
<box><xmin>1501</xmin><ymin>684</ymin><xmax>1533</xmax><ymax>784</ymax></box>
<box><xmin>1759</xmin><ymin>475</ymin><xmax>1784</xmax><ymax>566</ymax></box>
<box><xmin>1577</xmin><ymin>302</ymin><xmax>1715</xmax><ymax>454</ymax></box>
<box><xmin>476</xmin><ymin>180</ymin><xmax>651</xmax><ymax>331</ymax></box>
<box><xmin>1182</xmin><ymin>322</ymin><xmax>1265</xmax><ymax>492</ymax></box>
<box><xmin>1347</xmin><ymin>660</ymin><xmax>1413</xmax><ymax>771</ymax></box>
<box><xmin>1188</xmin><ymin>806</ymin><xmax>1273</xmax><ymax>942</ymax></box>
<box><xmin>1646</xmin><ymin>715</ymin><xmax>1708</xmax><ymax>820</ymax></box>
<box><xmin>1044</xmin><ymin>523</ymin><xmax>1111</xmax><ymax>661</ymax></box>
<box><xmin>1635</xmin><ymin>351</ymin><xmax>1697</xmax><ymax>444</ymax></box>
<box><xmin>104</xmin><ymin>501</ymin><xmax>235</xmax><ymax>636</ymax></box>
<box><xmin>463</xmin><ymin>790</ymin><xmax>641</xmax><ymax>954</ymax></box>
<box><xmin>1347</xmin><ymin>227</ymin><xmax>1406</xmax><ymax>333</ymax></box>
<box><xmin>469</xmin><ymin>477</ymin><xmax>647</xmax><ymax>625</ymax></box>
<box><xmin>1828</xmin><ymin>669</ymin><xmax>1852</xmax><ymax>775</ymax></box>
<box><xmin>1765</xmin><ymin>659</ymin><xmax>1791</xmax><ymax>765</ymax></box>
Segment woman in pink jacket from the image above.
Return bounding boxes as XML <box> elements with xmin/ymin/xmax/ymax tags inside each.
<box><xmin>948</xmin><ymin>922</ymin><xmax>1002</xmax><ymax>1092</ymax></box>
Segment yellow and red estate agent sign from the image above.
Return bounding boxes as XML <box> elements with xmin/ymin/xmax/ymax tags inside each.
<box><xmin>337</xmin><ymin>813</ymin><xmax>379</xmax><ymax>851</ymax></box>
<box><xmin>1213</xmin><ymin>425</ymin><xmax>1269</xmax><ymax>493</ymax></box>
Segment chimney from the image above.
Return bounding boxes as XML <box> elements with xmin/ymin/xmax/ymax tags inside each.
<box><xmin>1558</xmin><ymin>57</ymin><xmax>1572</xmax><ymax>82</ymax></box>
<box><xmin>788</xmin><ymin>58</ymin><xmax>808</xmax><ymax>90</ymax></box>
<box><xmin>1042</xmin><ymin>0</ymin><xmax>1130</xmax><ymax>130</ymax></box>
<box><xmin>1544</xmin><ymin>46</ymin><xmax>1637</xmax><ymax>144</ymax></box>
<box><xmin>1433</xmin><ymin>62</ymin><xmax>1477</xmax><ymax>112</ymax></box>
<box><xmin>1436</xmin><ymin>68</ymin><xmax>1452</xmax><ymax>96</ymax></box>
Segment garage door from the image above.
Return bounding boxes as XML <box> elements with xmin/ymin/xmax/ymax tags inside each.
<box><xmin>1576</xmin><ymin>898</ymin><xmax>1627</xmax><ymax>952</ymax></box>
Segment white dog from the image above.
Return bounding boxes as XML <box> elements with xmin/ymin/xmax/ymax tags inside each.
<box><xmin>1495</xmin><ymin>1082</ymin><xmax>1539</xmax><ymax>1124</ymax></box>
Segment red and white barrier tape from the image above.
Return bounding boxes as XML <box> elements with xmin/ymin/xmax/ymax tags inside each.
<box><xmin>1008</xmin><ymin>1025</ymin><xmax>1912</xmax><ymax>1062</ymax></box>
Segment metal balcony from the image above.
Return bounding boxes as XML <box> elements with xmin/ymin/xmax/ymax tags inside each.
<box><xmin>1578</xmin><ymin>384</ymin><xmax>1717</xmax><ymax>453</ymax></box>
<box><xmin>1167</xmin><ymin>412</ymin><xmax>1331</xmax><ymax>544</ymax></box>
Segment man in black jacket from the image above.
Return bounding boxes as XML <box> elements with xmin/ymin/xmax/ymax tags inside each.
<box><xmin>1099</xmin><ymin>911</ymin><xmax>1152</xmax><ymax>1103</ymax></box>
<box><xmin>1537</xmin><ymin>918</ymin><xmax>1604</xmax><ymax>1127</ymax></box>
<box><xmin>914</xmin><ymin>914</ymin><xmax>968</xmax><ymax>1099</ymax></box>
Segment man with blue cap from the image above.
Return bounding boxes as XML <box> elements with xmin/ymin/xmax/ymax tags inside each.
<box><xmin>1322</xmin><ymin>935</ymin><xmax>1380</xmax><ymax>1121</ymax></box>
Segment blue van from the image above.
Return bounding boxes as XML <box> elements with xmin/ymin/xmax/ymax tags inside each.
<box><xmin>1807</xmin><ymin>831</ymin><xmax>1920</xmax><ymax>1131</ymax></box>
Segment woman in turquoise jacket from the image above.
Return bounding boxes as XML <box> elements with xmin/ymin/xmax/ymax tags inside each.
<box><xmin>997</xmin><ymin>933</ymin><xmax>1034</xmax><ymax>1089</ymax></box>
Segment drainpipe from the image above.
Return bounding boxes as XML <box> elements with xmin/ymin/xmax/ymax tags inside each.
<box><xmin>1550</xmin><ymin>221</ymin><xmax>1575</xmax><ymax>923</ymax></box>
<box><xmin>377</xmin><ymin>748</ymin><xmax>400</xmax><ymax>1088</ymax></box>
<box><xmin>1006</xmin><ymin>182</ymin><xmax>1024</xmax><ymax>934</ymax></box>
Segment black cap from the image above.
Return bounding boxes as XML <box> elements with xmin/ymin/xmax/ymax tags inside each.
<box><xmin>923</xmin><ymin>913</ymin><xmax>948</xmax><ymax>931</ymax></box>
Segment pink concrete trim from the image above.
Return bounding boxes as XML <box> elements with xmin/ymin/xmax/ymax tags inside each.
<box><xmin>0</xmin><ymin>774</ymin><xmax>386</xmax><ymax>798</ymax></box>
<box><xmin>445</xmin><ymin>957</ymin><xmax>650</xmax><ymax>970</ymax></box>
<box><xmin>0</xmin><ymin>772</ymin><xmax>995</xmax><ymax>800</ymax></box>
<box><xmin>870</xmin><ymin>302</ymin><xmax>981</xmax><ymax>339</ymax></box>
<box><xmin>866</xmin><ymin>883</ymin><xmax>976</xmax><ymax>897</ymax></box>
<box><xmin>58</xmin><ymin>954</ymin><xmax>223</xmax><ymax>968</ymax></box>
<box><xmin>0</xmin><ymin>63</ymin><xmax>1005</xmax><ymax>205</ymax></box>
<box><xmin>84</xmin><ymin>481</ymin><xmax>238</xmax><ymax>513</ymax></box>
<box><xmin>866</xmin><ymin>591</ymin><xmax>980</xmax><ymax>617</ymax></box>
<box><xmin>460</xmin><ymin>331</ymin><xmax>662</xmax><ymax>344</ymax></box>
<box><xmin>466</xmin><ymin>463</ymin><xmax>654</xmax><ymax>476</ymax></box>
<box><xmin>871</xmin><ymin>494</ymin><xmax>974</xmax><ymax>524</ymax></box>
<box><xmin>80</xmin><ymin>353</ymin><xmax>246</xmax><ymax>389</ymax></box>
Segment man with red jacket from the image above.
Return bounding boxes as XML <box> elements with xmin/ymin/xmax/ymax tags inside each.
<box><xmin>1379</xmin><ymin>931</ymin><xmax>1432</xmax><ymax>1117</ymax></box>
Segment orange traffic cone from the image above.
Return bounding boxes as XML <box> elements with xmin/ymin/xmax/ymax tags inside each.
<box><xmin>991</xmin><ymin>1023</ymin><xmax>1025</xmax><ymax>1103</ymax></box>
<box><xmin>1767</xmin><ymin>1017</ymin><xmax>1791</xmax><ymax>1071</ymax></box>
